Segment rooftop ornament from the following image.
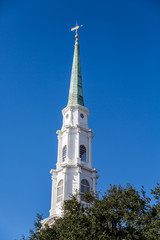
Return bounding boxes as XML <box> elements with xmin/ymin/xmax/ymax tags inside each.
<box><xmin>71</xmin><ymin>23</ymin><xmax>83</xmax><ymax>42</ymax></box>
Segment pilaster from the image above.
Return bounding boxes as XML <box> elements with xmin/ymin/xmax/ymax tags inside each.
<box><xmin>76</xmin><ymin>128</ymin><xmax>81</xmax><ymax>163</ymax></box>
<box><xmin>78</xmin><ymin>167</ymin><xmax>82</xmax><ymax>195</ymax></box>
<box><xmin>57</xmin><ymin>132</ymin><xmax>62</xmax><ymax>167</ymax></box>
<box><xmin>89</xmin><ymin>133</ymin><xmax>92</xmax><ymax>167</ymax></box>
<box><xmin>49</xmin><ymin>170</ymin><xmax>57</xmax><ymax>216</ymax></box>
<box><xmin>66</xmin><ymin>129</ymin><xmax>70</xmax><ymax>161</ymax></box>
<box><xmin>63</xmin><ymin>168</ymin><xmax>68</xmax><ymax>200</ymax></box>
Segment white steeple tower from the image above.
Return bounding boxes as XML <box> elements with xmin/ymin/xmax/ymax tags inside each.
<box><xmin>42</xmin><ymin>25</ymin><xmax>98</xmax><ymax>225</ymax></box>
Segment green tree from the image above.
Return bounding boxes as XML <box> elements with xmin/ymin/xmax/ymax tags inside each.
<box><xmin>22</xmin><ymin>184</ymin><xmax>160</xmax><ymax>240</ymax></box>
<box><xmin>142</xmin><ymin>183</ymin><xmax>160</xmax><ymax>240</ymax></box>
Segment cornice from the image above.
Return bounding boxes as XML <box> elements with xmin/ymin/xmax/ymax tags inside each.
<box><xmin>50</xmin><ymin>164</ymin><xmax>98</xmax><ymax>175</ymax></box>
<box><xmin>56</xmin><ymin>125</ymin><xmax>93</xmax><ymax>135</ymax></box>
<box><xmin>62</xmin><ymin>104</ymin><xmax>89</xmax><ymax>116</ymax></box>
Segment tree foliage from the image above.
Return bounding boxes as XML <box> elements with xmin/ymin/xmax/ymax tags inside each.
<box><xmin>22</xmin><ymin>184</ymin><xmax>160</xmax><ymax>240</ymax></box>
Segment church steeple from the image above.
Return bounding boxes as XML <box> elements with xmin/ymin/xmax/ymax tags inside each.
<box><xmin>68</xmin><ymin>25</ymin><xmax>84</xmax><ymax>106</ymax></box>
<box><xmin>41</xmin><ymin>25</ymin><xmax>98</xmax><ymax>226</ymax></box>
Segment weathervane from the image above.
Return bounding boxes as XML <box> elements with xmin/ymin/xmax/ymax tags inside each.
<box><xmin>71</xmin><ymin>22</ymin><xmax>83</xmax><ymax>39</ymax></box>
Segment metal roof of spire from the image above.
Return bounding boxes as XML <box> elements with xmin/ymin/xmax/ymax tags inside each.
<box><xmin>68</xmin><ymin>24</ymin><xmax>84</xmax><ymax>106</ymax></box>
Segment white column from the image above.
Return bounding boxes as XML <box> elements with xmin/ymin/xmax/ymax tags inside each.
<box><xmin>66</xmin><ymin>129</ymin><xmax>70</xmax><ymax>161</ymax></box>
<box><xmin>71</xmin><ymin>109</ymin><xmax>73</xmax><ymax>126</ymax></box>
<box><xmin>92</xmin><ymin>172</ymin><xmax>96</xmax><ymax>193</ymax></box>
<box><xmin>50</xmin><ymin>170</ymin><xmax>56</xmax><ymax>216</ymax></box>
<box><xmin>76</xmin><ymin>128</ymin><xmax>80</xmax><ymax>162</ymax></box>
<box><xmin>63</xmin><ymin>168</ymin><xmax>68</xmax><ymax>200</ymax></box>
<box><xmin>89</xmin><ymin>133</ymin><xmax>92</xmax><ymax>167</ymax></box>
<box><xmin>77</xmin><ymin>167</ymin><xmax>81</xmax><ymax>194</ymax></box>
<box><xmin>57</xmin><ymin>133</ymin><xmax>62</xmax><ymax>167</ymax></box>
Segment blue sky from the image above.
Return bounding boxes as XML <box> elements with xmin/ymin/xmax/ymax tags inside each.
<box><xmin>0</xmin><ymin>0</ymin><xmax>160</xmax><ymax>239</ymax></box>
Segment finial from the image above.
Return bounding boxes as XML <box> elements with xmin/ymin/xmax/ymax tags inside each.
<box><xmin>71</xmin><ymin>22</ymin><xmax>83</xmax><ymax>41</ymax></box>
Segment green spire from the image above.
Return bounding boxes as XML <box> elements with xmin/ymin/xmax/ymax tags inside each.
<box><xmin>68</xmin><ymin>30</ymin><xmax>84</xmax><ymax>106</ymax></box>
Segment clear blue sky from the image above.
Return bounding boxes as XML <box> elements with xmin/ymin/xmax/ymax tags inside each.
<box><xmin>0</xmin><ymin>0</ymin><xmax>160</xmax><ymax>239</ymax></box>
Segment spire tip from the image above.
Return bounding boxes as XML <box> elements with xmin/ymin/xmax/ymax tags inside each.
<box><xmin>71</xmin><ymin>23</ymin><xmax>83</xmax><ymax>40</ymax></box>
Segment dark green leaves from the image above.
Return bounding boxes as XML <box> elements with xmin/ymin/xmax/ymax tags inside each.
<box><xmin>22</xmin><ymin>184</ymin><xmax>160</xmax><ymax>240</ymax></box>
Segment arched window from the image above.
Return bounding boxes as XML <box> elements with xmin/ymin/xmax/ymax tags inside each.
<box><xmin>57</xmin><ymin>180</ymin><xmax>63</xmax><ymax>203</ymax></box>
<box><xmin>80</xmin><ymin>145</ymin><xmax>86</xmax><ymax>161</ymax></box>
<box><xmin>62</xmin><ymin>145</ymin><xmax>67</xmax><ymax>162</ymax></box>
<box><xmin>81</xmin><ymin>179</ymin><xmax>90</xmax><ymax>201</ymax></box>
